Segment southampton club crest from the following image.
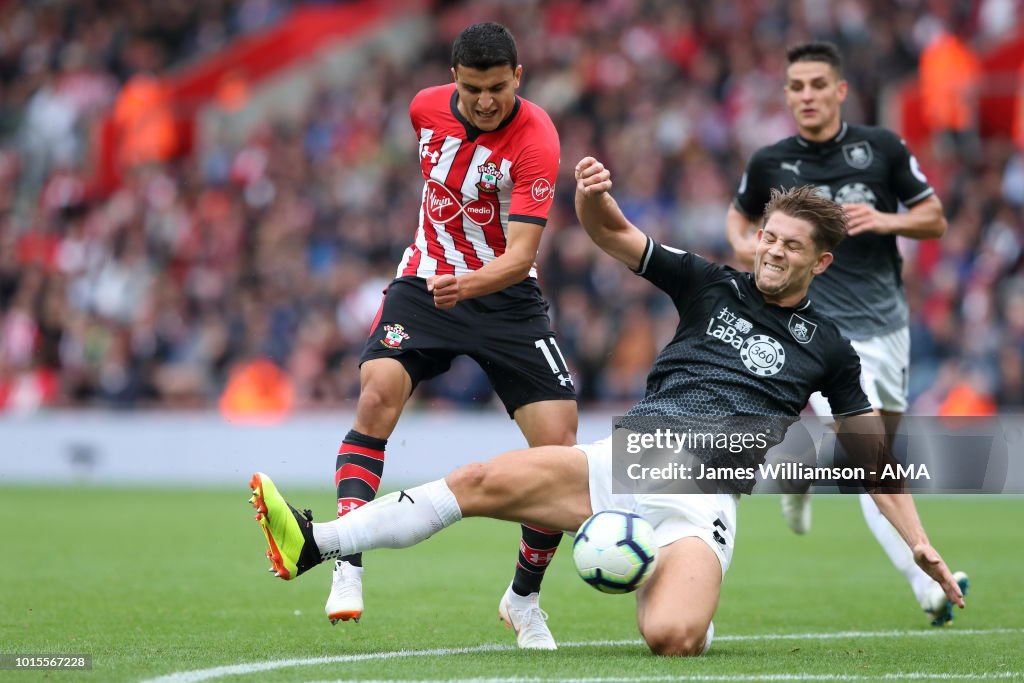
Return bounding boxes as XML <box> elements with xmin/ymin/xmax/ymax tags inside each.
<box><xmin>381</xmin><ymin>323</ymin><xmax>410</xmax><ymax>349</ymax></box>
<box><xmin>842</xmin><ymin>141</ymin><xmax>873</xmax><ymax>169</ymax></box>
<box><xmin>788</xmin><ymin>313</ymin><xmax>818</xmax><ymax>345</ymax></box>
<box><xmin>476</xmin><ymin>161</ymin><xmax>503</xmax><ymax>193</ymax></box>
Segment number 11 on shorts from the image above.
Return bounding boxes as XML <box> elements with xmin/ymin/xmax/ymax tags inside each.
<box><xmin>535</xmin><ymin>338</ymin><xmax>574</xmax><ymax>388</ymax></box>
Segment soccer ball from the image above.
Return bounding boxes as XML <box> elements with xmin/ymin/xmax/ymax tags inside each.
<box><xmin>572</xmin><ymin>509</ymin><xmax>658</xmax><ymax>594</ymax></box>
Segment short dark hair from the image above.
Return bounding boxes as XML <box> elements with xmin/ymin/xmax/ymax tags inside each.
<box><xmin>786</xmin><ymin>41</ymin><xmax>843</xmax><ymax>76</ymax></box>
<box><xmin>763</xmin><ymin>185</ymin><xmax>848</xmax><ymax>253</ymax></box>
<box><xmin>451</xmin><ymin>22</ymin><xmax>518</xmax><ymax>71</ymax></box>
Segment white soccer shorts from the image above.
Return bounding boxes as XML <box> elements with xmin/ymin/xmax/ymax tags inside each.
<box><xmin>575</xmin><ymin>435</ymin><xmax>739</xmax><ymax>578</ymax></box>
<box><xmin>808</xmin><ymin>326</ymin><xmax>910</xmax><ymax>415</ymax></box>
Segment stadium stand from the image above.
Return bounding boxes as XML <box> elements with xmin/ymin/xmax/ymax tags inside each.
<box><xmin>0</xmin><ymin>0</ymin><xmax>1022</xmax><ymax>415</ymax></box>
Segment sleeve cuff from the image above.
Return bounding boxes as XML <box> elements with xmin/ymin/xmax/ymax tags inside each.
<box><xmin>509</xmin><ymin>214</ymin><xmax>547</xmax><ymax>227</ymax></box>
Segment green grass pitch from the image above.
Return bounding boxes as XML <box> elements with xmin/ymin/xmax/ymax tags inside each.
<box><xmin>2</xmin><ymin>486</ymin><xmax>1022</xmax><ymax>682</ymax></box>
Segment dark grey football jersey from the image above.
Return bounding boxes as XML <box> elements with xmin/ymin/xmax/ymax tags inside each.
<box><xmin>619</xmin><ymin>239</ymin><xmax>871</xmax><ymax>490</ymax></box>
<box><xmin>624</xmin><ymin>238</ymin><xmax>870</xmax><ymax>420</ymax></box>
<box><xmin>734</xmin><ymin>122</ymin><xmax>935</xmax><ymax>340</ymax></box>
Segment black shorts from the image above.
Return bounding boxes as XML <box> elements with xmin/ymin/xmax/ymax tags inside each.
<box><xmin>361</xmin><ymin>276</ymin><xmax>577</xmax><ymax>417</ymax></box>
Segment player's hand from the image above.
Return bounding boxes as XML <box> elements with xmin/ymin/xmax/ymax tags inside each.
<box><xmin>426</xmin><ymin>274</ymin><xmax>460</xmax><ymax>309</ymax></box>
<box><xmin>843</xmin><ymin>203</ymin><xmax>893</xmax><ymax>236</ymax></box>
<box><xmin>575</xmin><ymin>157</ymin><xmax>613</xmax><ymax>196</ymax></box>
<box><xmin>912</xmin><ymin>542</ymin><xmax>965</xmax><ymax>609</ymax></box>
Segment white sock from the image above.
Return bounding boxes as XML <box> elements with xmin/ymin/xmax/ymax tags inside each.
<box><xmin>700</xmin><ymin>621</ymin><xmax>714</xmax><ymax>656</ymax></box>
<box><xmin>859</xmin><ymin>493</ymin><xmax>936</xmax><ymax>608</ymax></box>
<box><xmin>312</xmin><ymin>522</ymin><xmax>342</xmax><ymax>560</ymax></box>
<box><xmin>313</xmin><ymin>479</ymin><xmax>462</xmax><ymax>558</ymax></box>
<box><xmin>506</xmin><ymin>584</ymin><xmax>540</xmax><ymax>605</ymax></box>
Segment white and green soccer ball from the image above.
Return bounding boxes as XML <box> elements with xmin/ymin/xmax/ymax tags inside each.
<box><xmin>572</xmin><ymin>509</ymin><xmax>658</xmax><ymax>594</ymax></box>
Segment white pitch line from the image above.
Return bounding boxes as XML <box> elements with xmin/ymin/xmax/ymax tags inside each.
<box><xmin>553</xmin><ymin>628</ymin><xmax>1024</xmax><ymax>646</ymax></box>
<box><xmin>139</xmin><ymin>645</ymin><xmax>512</xmax><ymax>683</ymax></box>
<box><xmin>716</xmin><ymin>627</ymin><xmax>1023</xmax><ymax>642</ymax></box>
<box><xmin>140</xmin><ymin>647</ymin><xmax>512</xmax><ymax>683</ymax></box>
<box><xmin>305</xmin><ymin>676</ymin><xmax>1023</xmax><ymax>683</ymax></box>
<box><xmin>138</xmin><ymin>629</ymin><xmax>1024</xmax><ymax>683</ymax></box>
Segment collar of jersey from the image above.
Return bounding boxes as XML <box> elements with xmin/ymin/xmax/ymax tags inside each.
<box><xmin>795</xmin><ymin>120</ymin><xmax>849</xmax><ymax>149</ymax></box>
<box><xmin>743</xmin><ymin>272</ymin><xmax>813</xmax><ymax>312</ymax></box>
<box><xmin>449</xmin><ymin>88</ymin><xmax>522</xmax><ymax>142</ymax></box>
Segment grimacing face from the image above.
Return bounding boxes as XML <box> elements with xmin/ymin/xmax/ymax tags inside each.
<box><xmin>753</xmin><ymin>211</ymin><xmax>833</xmax><ymax>305</ymax></box>
<box><xmin>784</xmin><ymin>60</ymin><xmax>847</xmax><ymax>140</ymax></box>
<box><xmin>452</xmin><ymin>63</ymin><xmax>522</xmax><ymax>131</ymax></box>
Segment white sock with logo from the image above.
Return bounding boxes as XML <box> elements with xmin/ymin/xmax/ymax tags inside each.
<box><xmin>859</xmin><ymin>493</ymin><xmax>936</xmax><ymax>608</ymax></box>
<box><xmin>313</xmin><ymin>479</ymin><xmax>462</xmax><ymax>559</ymax></box>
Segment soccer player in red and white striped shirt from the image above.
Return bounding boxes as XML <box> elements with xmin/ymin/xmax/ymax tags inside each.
<box><xmin>328</xmin><ymin>22</ymin><xmax>577</xmax><ymax>650</ymax></box>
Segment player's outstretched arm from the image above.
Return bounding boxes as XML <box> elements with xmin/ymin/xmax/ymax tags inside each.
<box><xmin>574</xmin><ymin>157</ymin><xmax>649</xmax><ymax>271</ymax></box>
<box><xmin>835</xmin><ymin>413</ymin><xmax>964</xmax><ymax>610</ymax></box>
<box><xmin>868</xmin><ymin>492</ymin><xmax>965</xmax><ymax>609</ymax></box>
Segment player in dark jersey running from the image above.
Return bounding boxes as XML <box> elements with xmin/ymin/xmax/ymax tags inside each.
<box><xmin>725</xmin><ymin>41</ymin><xmax>965</xmax><ymax>626</ymax></box>
<box><xmin>326</xmin><ymin>23</ymin><xmax>576</xmax><ymax>649</ymax></box>
<box><xmin>248</xmin><ymin>165</ymin><xmax>965</xmax><ymax>657</ymax></box>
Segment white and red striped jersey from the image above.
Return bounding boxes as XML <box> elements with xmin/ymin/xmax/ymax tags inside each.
<box><xmin>396</xmin><ymin>83</ymin><xmax>560</xmax><ymax>280</ymax></box>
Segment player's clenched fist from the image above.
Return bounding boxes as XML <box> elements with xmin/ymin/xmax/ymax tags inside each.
<box><xmin>575</xmin><ymin>157</ymin><xmax>613</xmax><ymax>196</ymax></box>
<box><xmin>427</xmin><ymin>274</ymin><xmax>460</xmax><ymax>309</ymax></box>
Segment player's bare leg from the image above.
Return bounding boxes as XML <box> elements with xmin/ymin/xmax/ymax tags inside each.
<box><xmin>327</xmin><ymin>358</ymin><xmax>413</xmax><ymax>624</ymax></box>
<box><xmin>254</xmin><ymin>446</ymin><xmax>593</xmax><ymax>583</ymax></box>
<box><xmin>514</xmin><ymin>400</ymin><xmax>578</xmax><ymax>449</ymax></box>
<box><xmin>449</xmin><ymin>445</ymin><xmax>592</xmax><ymax>530</ymax></box>
<box><xmin>352</xmin><ymin>359</ymin><xmax>413</xmax><ymax>438</ymax></box>
<box><xmin>499</xmin><ymin>399</ymin><xmax>579</xmax><ymax>649</ymax></box>
<box><xmin>635</xmin><ymin>538</ymin><xmax>722</xmax><ymax>656</ymax></box>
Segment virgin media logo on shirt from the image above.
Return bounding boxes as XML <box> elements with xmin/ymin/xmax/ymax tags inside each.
<box><xmin>425</xmin><ymin>180</ymin><xmax>496</xmax><ymax>227</ymax></box>
<box><xmin>427</xmin><ymin>187</ymin><xmax>458</xmax><ymax>222</ymax></box>
<box><xmin>463</xmin><ymin>202</ymin><xmax>494</xmax><ymax>223</ymax></box>
<box><xmin>531</xmin><ymin>178</ymin><xmax>554</xmax><ymax>202</ymax></box>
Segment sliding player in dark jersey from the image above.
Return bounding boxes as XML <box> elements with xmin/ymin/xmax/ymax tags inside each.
<box><xmin>327</xmin><ymin>23</ymin><xmax>575</xmax><ymax>649</ymax></box>
<box><xmin>250</xmin><ymin>168</ymin><xmax>964</xmax><ymax>657</ymax></box>
<box><xmin>725</xmin><ymin>41</ymin><xmax>966</xmax><ymax>626</ymax></box>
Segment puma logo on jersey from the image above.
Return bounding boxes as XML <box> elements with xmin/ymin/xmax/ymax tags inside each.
<box><xmin>781</xmin><ymin>160</ymin><xmax>802</xmax><ymax>176</ymax></box>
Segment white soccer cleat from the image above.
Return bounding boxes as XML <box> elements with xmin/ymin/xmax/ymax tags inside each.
<box><xmin>325</xmin><ymin>559</ymin><xmax>364</xmax><ymax>624</ymax></box>
<box><xmin>498</xmin><ymin>584</ymin><xmax>557</xmax><ymax>650</ymax></box>
<box><xmin>781</xmin><ymin>492</ymin><xmax>812</xmax><ymax>534</ymax></box>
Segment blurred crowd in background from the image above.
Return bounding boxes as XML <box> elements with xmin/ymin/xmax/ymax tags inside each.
<box><xmin>1</xmin><ymin>0</ymin><xmax>1023</xmax><ymax>416</ymax></box>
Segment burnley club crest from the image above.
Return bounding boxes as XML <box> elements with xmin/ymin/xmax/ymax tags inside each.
<box><xmin>842</xmin><ymin>141</ymin><xmax>873</xmax><ymax>170</ymax></box>
<box><xmin>788</xmin><ymin>314</ymin><xmax>817</xmax><ymax>344</ymax></box>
